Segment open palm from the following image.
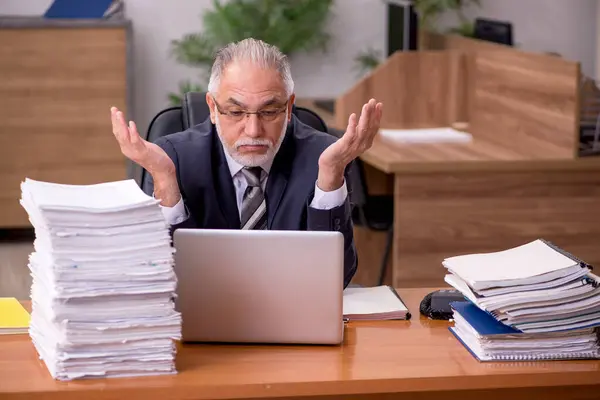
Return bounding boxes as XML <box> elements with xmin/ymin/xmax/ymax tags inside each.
<box><xmin>110</xmin><ymin>107</ymin><xmax>174</xmax><ymax>176</ymax></box>
<box><xmin>319</xmin><ymin>98</ymin><xmax>383</xmax><ymax>170</ymax></box>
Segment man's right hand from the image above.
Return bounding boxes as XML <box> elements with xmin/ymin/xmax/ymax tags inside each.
<box><xmin>111</xmin><ymin>107</ymin><xmax>181</xmax><ymax>207</ymax></box>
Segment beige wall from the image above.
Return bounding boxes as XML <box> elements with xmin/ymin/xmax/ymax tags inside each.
<box><xmin>438</xmin><ymin>0</ymin><xmax>597</xmax><ymax>79</ymax></box>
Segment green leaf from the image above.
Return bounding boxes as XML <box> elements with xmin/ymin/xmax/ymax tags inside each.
<box><xmin>168</xmin><ymin>80</ymin><xmax>206</xmax><ymax>106</ymax></box>
<box><xmin>353</xmin><ymin>47</ymin><xmax>382</xmax><ymax>77</ymax></box>
<box><xmin>413</xmin><ymin>0</ymin><xmax>481</xmax><ymax>30</ymax></box>
<box><xmin>447</xmin><ymin>21</ymin><xmax>475</xmax><ymax>37</ymax></box>
<box><xmin>170</xmin><ymin>33</ymin><xmax>218</xmax><ymax>67</ymax></box>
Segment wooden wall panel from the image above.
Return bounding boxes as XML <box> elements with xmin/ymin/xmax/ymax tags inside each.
<box><xmin>336</xmin><ymin>51</ymin><xmax>466</xmax><ymax>130</ymax></box>
<box><xmin>0</xmin><ymin>27</ymin><xmax>128</xmax><ymax>228</ymax></box>
<box><xmin>470</xmin><ymin>50</ymin><xmax>581</xmax><ymax>159</ymax></box>
<box><xmin>421</xmin><ymin>32</ymin><xmax>521</xmax><ymax>126</ymax></box>
<box><xmin>393</xmin><ymin>169</ymin><xmax>600</xmax><ymax>287</ymax></box>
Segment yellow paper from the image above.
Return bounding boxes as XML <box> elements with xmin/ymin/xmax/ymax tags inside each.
<box><xmin>0</xmin><ymin>297</ymin><xmax>30</xmax><ymax>334</ymax></box>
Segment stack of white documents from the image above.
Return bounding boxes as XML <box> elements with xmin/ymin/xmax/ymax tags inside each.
<box><xmin>20</xmin><ymin>178</ymin><xmax>181</xmax><ymax>380</ymax></box>
<box><xmin>444</xmin><ymin>239</ymin><xmax>600</xmax><ymax>361</ymax></box>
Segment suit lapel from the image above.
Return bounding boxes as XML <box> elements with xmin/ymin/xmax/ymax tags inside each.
<box><xmin>212</xmin><ymin>135</ymin><xmax>241</xmax><ymax>229</ymax></box>
<box><xmin>265</xmin><ymin>123</ymin><xmax>294</xmax><ymax>229</ymax></box>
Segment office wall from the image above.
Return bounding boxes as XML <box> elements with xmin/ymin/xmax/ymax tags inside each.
<box><xmin>1</xmin><ymin>0</ymin><xmax>597</xmax><ymax>132</ymax></box>
<box><xmin>1</xmin><ymin>0</ymin><xmax>386</xmax><ymax>133</ymax></box>
<box><xmin>438</xmin><ymin>0</ymin><xmax>597</xmax><ymax>78</ymax></box>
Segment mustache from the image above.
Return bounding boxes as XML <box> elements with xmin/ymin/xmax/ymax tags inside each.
<box><xmin>234</xmin><ymin>138</ymin><xmax>272</xmax><ymax>149</ymax></box>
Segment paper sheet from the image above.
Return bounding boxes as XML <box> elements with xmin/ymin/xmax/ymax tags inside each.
<box><xmin>379</xmin><ymin>127</ymin><xmax>473</xmax><ymax>143</ymax></box>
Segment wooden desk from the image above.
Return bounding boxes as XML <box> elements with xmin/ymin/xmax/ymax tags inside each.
<box><xmin>362</xmin><ymin>136</ymin><xmax>600</xmax><ymax>288</ymax></box>
<box><xmin>1</xmin><ymin>288</ymin><xmax>600</xmax><ymax>400</ymax></box>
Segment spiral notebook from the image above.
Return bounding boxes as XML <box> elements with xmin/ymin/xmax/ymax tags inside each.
<box><xmin>449</xmin><ymin>301</ymin><xmax>600</xmax><ymax>361</ymax></box>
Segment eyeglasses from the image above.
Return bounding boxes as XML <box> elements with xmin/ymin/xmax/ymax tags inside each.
<box><xmin>212</xmin><ymin>96</ymin><xmax>289</xmax><ymax>122</ymax></box>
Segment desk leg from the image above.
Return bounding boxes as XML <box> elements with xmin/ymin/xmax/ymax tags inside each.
<box><xmin>392</xmin><ymin>169</ymin><xmax>600</xmax><ymax>288</ymax></box>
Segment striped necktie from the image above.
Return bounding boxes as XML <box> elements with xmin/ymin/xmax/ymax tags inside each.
<box><xmin>240</xmin><ymin>167</ymin><xmax>267</xmax><ymax>230</ymax></box>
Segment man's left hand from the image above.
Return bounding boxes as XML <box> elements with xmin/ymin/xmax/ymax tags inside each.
<box><xmin>317</xmin><ymin>98</ymin><xmax>383</xmax><ymax>191</ymax></box>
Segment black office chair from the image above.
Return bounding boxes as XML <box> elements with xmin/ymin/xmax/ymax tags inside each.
<box><xmin>135</xmin><ymin>92</ymin><xmax>332</xmax><ymax>189</ymax></box>
<box><xmin>579</xmin><ymin>77</ymin><xmax>600</xmax><ymax>157</ymax></box>
<box><xmin>347</xmin><ymin>159</ymin><xmax>394</xmax><ymax>286</ymax></box>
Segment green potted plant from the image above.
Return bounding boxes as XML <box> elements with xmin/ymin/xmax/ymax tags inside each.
<box><xmin>168</xmin><ymin>0</ymin><xmax>334</xmax><ymax>105</ymax></box>
<box><xmin>412</xmin><ymin>0</ymin><xmax>481</xmax><ymax>35</ymax></box>
<box><xmin>353</xmin><ymin>47</ymin><xmax>383</xmax><ymax>78</ymax></box>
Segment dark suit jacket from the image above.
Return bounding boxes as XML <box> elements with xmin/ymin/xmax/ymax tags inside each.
<box><xmin>143</xmin><ymin>115</ymin><xmax>357</xmax><ymax>287</ymax></box>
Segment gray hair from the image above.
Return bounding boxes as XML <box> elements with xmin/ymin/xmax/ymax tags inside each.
<box><xmin>207</xmin><ymin>38</ymin><xmax>294</xmax><ymax>96</ymax></box>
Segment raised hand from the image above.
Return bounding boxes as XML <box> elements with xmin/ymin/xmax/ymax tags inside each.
<box><xmin>111</xmin><ymin>107</ymin><xmax>180</xmax><ymax>206</ymax></box>
<box><xmin>111</xmin><ymin>107</ymin><xmax>175</xmax><ymax>176</ymax></box>
<box><xmin>317</xmin><ymin>98</ymin><xmax>383</xmax><ymax>191</ymax></box>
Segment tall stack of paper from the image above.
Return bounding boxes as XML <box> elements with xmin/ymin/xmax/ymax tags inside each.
<box><xmin>20</xmin><ymin>178</ymin><xmax>181</xmax><ymax>380</ymax></box>
<box><xmin>443</xmin><ymin>239</ymin><xmax>600</xmax><ymax>361</ymax></box>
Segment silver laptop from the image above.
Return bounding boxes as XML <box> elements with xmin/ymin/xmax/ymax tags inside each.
<box><xmin>172</xmin><ymin>229</ymin><xmax>345</xmax><ymax>345</ymax></box>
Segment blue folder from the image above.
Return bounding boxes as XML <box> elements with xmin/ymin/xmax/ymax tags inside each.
<box><xmin>450</xmin><ymin>301</ymin><xmax>521</xmax><ymax>336</ymax></box>
<box><xmin>44</xmin><ymin>0</ymin><xmax>115</xmax><ymax>19</ymax></box>
<box><xmin>450</xmin><ymin>301</ymin><xmax>600</xmax><ymax>361</ymax></box>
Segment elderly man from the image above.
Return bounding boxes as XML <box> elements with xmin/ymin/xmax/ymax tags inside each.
<box><xmin>111</xmin><ymin>38</ymin><xmax>382</xmax><ymax>288</ymax></box>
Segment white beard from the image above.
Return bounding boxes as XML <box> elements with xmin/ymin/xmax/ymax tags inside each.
<box><xmin>215</xmin><ymin>112</ymin><xmax>288</xmax><ymax>167</ymax></box>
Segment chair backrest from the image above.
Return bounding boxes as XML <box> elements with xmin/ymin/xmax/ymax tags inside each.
<box><xmin>145</xmin><ymin>107</ymin><xmax>184</xmax><ymax>144</ymax></box>
<box><xmin>292</xmin><ymin>105</ymin><xmax>328</xmax><ymax>133</ymax></box>
<box><xmin>182</xmin><ymin>92</ymin><xmax>211</xmax><ymax>128</ymax></box>
<box><xmin>346</xmin><ymin>159</ymin><xmax>368</xmax><ymax>208</ymax></box>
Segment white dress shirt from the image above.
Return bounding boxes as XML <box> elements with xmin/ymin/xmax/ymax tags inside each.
<box><xmin>160</xmin><ymin>149</ymin><xmax>348</xmax><ymax>225</ymax></box>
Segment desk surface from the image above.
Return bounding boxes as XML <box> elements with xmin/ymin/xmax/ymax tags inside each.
<box><xmin>1</xmin><ymin>288</ymin><xmax>600</xmax><ymax>400</ymax></box>
<box><xmin>361</xmin><ymin>136</ymin><xmax>600</xmax><ymax>174</ymax></box>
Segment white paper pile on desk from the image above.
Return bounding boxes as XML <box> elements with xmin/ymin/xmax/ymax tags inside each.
<box><xmin>444</xmin><ymin>239</ymin><xmax>600</xmax><ymax>361</ymax></box>
<box><xmin>20</xmin><ymin>178</ymin><xmax>181</xmax><ymax>380</ymax></box>
<box><xmin>378</xmin><ymin>127</ymin><xmax>473</xmax><ymax>144</ymax></box>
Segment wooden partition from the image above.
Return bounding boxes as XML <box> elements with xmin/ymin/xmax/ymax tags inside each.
<box><xmin>421</xmin><ymin>31</ymin><xmax>581</xmax><ymax>158</ymax></box>
<box><xmin>335</xmin><ymin>51</ymin><xmax>467</xmax><ymax>129</ymax></box>
<box><xmin>0</xmin><ymin>18</ymin><xmax>131</xmax><ymax>228</ymax></box>
<box><xmin>336</xmin><ymin>40</ymin><xmax>581</xmax><ymax>161</ymax></box>
<box><xmin>469</xmin><ymin>51</ymin><xmax>581</xmax><ymax>159</ymax></box>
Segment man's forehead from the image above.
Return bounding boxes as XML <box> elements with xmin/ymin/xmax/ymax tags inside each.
<box><xmin>219</xmin><ymin>61</ymin><xmax>287</xmax><ymax>97</ymax></box>
<box><xmin>224</xmin><ymin>96</ymin><xmax>284</xmax><ymax>108</ymax></box>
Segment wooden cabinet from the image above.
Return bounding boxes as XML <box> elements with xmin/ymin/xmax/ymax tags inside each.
<box><xmin>0</xmin><ymin>18</ymin><xmax>131</xmax><ymax>228</ymax></box>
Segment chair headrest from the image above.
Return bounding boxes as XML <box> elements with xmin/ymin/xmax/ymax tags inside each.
<box><xmin>292</xmin><ymin>105</ymin><xmax>327</xmax><ymax>133</ymax></box>
<box><xmin>182</xmin><ymin>92</ymin><xmax>211</xmax><ymax>129</ymax></box>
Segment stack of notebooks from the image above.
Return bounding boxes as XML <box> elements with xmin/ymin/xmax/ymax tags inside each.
<box><xmin>20</xmin><ymin>178</ymin><xmax>181</xmax><ymax>380</ymax></box>
<box><xmin>444</xmin><ymin>239</ymin><xmax>600</xmax><ymax>361</ymax></box>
